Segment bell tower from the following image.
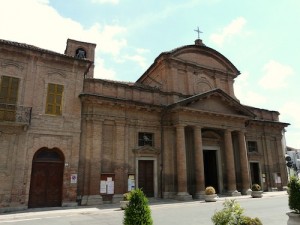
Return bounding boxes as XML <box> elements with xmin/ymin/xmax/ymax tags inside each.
<box><xmin>64</xmin><ymin>39</ymin><xmax>96</xmax><ymax>78</ymax></box>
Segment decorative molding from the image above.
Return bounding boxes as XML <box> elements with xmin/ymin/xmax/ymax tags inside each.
<box><xmin>132</xmin><ymin>145</ymin><xmax>160</xmax><ymax>156</ymax></box>
<box><xmin>1</xmin><ymin>61</ymin><xmax>24</xmax><ymax>71</ymax></box>
<box><xmin>47</xmin><ymin>70</ymin><xmax>67</xmax><ymax>78</ymax></box>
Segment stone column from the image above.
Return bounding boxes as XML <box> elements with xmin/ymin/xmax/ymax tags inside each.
<box><xmin>175</xmin><ymin>124</ymin><xmax>192</xmax><ymax>201</ymax></box>
<box><xmin>194</xmin><ymin>126</ymin><xmax>205</xmax><ymax>199</ymax></box>
<box><xmin>224</xmin><ymin>129</ymin><xmax>241</xmax><ymax>196</ymax></box>
<box><xmin>238</xmin><ymin>131</ymin><xmax>251</xmax><ymax>195</ymax></box>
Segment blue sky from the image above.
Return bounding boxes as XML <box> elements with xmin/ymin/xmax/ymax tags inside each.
<box><xmin>1</xmin><ymin>0</ymin><xmax>299</xmax><ymax>148</ymax></box>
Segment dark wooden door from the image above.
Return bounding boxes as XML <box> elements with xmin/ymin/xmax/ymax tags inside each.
<box><xmin>204</xmin><ymin>150</ymin><xmax>219</xmax><ymax>193</ymax></box>
<box><xmin>138</xmin><ymin>160</ymin><xmax>154</xmax><ymax>197</ymax></box>
<box><xmin>28</xmin><ymin>162</ymin><xmax>64</xmax><ymax>208</ymax></box>
<box><xmin>250</xmin><ymin>162</ymin><xmax>261</xmax><ymax>185</ymax></box>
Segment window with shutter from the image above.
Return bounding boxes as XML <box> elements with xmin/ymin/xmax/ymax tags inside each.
<box><xmin>45</xmin><ymin>83</ymin><xmax>63</xmax><ymax>115</ymax></box>
<box><xmin>0</xmin><ymin>76</ymin><xmax>19</xmax><ymax>121</ymax></box>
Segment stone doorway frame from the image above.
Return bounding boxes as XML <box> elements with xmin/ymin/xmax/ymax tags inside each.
<box><xmin>135</xmin><ymin>157</ymin><xmax>158</xmax><ymax>198</ymax></box>
<box><xmin>28</xmin><ymin>147</ymin><xmax>65</xmax><ymax>208</ymax></box>
<box><xmin>203</xmin><ymin>145</ymin><xmax>223</xmax><ymax>193</ymax></box>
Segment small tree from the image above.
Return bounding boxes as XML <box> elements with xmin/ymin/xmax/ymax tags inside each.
<box><xmin>211</xmin><ymin>199</ymin><xmax>262</xmax><ymax>225</ymax></box>
<box><xmin>212</xmin><ymin>199</ymin><xmax>244</xmax><ymax>225</ymax></box>
<box><xmin>123</xmin><ymin>189</ymin><xmax>153</xmax><ymax>225</ymax></box>
<box><xmin>288</xmin><ymin>176</ymin><xmax>300</xmax><ymax>214</ymax></box>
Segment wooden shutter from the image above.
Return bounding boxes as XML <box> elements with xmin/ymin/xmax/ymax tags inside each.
<box><xmin>46</xmin><ymin>83</ymin><xmax>63</xmax><ymax>115</ymax></box>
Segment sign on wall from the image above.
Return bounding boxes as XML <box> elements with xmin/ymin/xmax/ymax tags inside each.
<box><xmin>100</xmin><ymin>174</ymin><xmax>115</xmax><ymax>194</ymax></box>
<box><xmin>70</xmin><ymin>174</ymin><xmax>77</xmax><ymax>184</ymax></box>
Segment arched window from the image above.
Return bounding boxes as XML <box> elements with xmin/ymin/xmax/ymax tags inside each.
<box><xmin>33</xmin><ymin>147</ymin><xmax>64</xmax><ymax>162</ymax></box>
<box><xmin>75</xmin><ymin>48</ymin><xmax>86</xmax><ymax>59</ymax></box>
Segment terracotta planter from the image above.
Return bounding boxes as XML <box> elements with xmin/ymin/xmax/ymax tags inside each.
<box><xmin>251</xmin><ymin>191</ymin><xmax>263</xmax><ymax>198</ymax></box>
<box><xmin>204</xmin><ymin>194</ymin><xmax>217</xmax><ymax>202</ymax></box>
<box><xmin>120</xmin><ymin>200</ymin><xmax>129</xmax><ymax>210</ymax></box>
<box><xmin>287</xmin><ymin>212</ymin><xmax>300</xmax><ymax>225</ymax></box>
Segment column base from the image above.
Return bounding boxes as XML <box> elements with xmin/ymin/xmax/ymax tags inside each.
<box><xmin>227</xmin><ymin>190</ymin><xmax>241</xmax><ymax>196</ymax></box>
<box><xmin>242</xmin><ymin>188</ymin><xmax>252</xmax><ymax>195</ymax></box>
<box><xmin>194</xmin><ymin>191</ymin><xmax>206</xmax><ymax>200</ymax></box>
<box><xmin>163</xmin><ymin>192</ymin><xmax>176</xmax><ymax>199</ymax></box>
<box><xmin>175</xmin><ymin>192</ymin><xmax>193</xmax><ymax>201</ymax></box>
<box><xmin>112</xmin><ymin>194</ymin><xmax>123</xmax><ymax>203</ymax></box>
<box><xmin>62</xmin><ymin>201</ymin><xmax>78</xmax><ymax>207</ymax></box>
<box><xmin>81</xmin><ymin>195</ymin><xmax>103</xmax><ymax>206</ymax></box>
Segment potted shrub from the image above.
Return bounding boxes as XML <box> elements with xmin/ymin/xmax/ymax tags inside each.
<box><xmin>251</xmin><ymin>184</ymin><xmax>263</xmax><ymax>198</ymax></box>
<box><xmin>123</xmin><ymin>188</ymin><xmax>153</xmax><ymax>225</ymax></box>
<box><xmin>287</xmin><ymin>176</ymin><xmax>300</xmax><ymax>224</ymax></box>
<box><xmin>204</xmin><ymin>186</ymin><xmax>217</xmax><ymax>202</ymax></box>
<box><xmin>120</xmin><ymin>192</ymin><xmax>131</xmax><ymax>210</ymax></box>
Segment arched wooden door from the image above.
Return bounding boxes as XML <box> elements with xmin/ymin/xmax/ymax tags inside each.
<box><xmin>28</xmin><ymin>148</ymin><xmax>64</xmax><ymax>208</ymax></box>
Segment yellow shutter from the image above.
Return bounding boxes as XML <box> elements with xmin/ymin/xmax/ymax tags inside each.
<box><xmin>0</xmin><ymin>76</ymin><xmax>19</xmax><ymax>121</ymax></box>
<box><xmin>0</xmin><ymin>76</ymin><xmax>19</xmax><ymax>104</ymax></box>
<box><xmin>46</xmin><ymin>83</ymin><xmax>63</xmax><ymax>115</ymax></box>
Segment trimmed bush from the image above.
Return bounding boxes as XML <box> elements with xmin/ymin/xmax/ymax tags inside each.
<box><xmin>123</xmin><ymin>192</ymin><xmax>132</xmax><ymax>201</ymax></box>
<box><xmin>251</xmin><ymin>184</ymin><xmax>261</xmax><ymax>191</ymax></box>
<box><xmin>288</xmin><ymin>176</ymin><xmax>300</xmax><ymax>214</ymax></box>
<box><xmin>205</xmin><ymin>186</ymin><xmax>216</xmax><ymax>195</ymax></box>
<box><xmin>123</xmin><ymin>188</ymin><xmax>153</xmax><ymax>225</ymax></box>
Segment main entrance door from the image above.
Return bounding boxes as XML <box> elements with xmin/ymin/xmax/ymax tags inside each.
<box><xmin>28</xmin><ymin>148</ymin><xmax>64</xmax><ymax>208</ymax></box>
<box><xmin>250</xmin><ymin>162</ymin><xmax>261</xmax><ymax>185</ymax></box>
<box><xmin>203</xmin><ymin>150</ymin><xmax>219</xmax><ymax>193</ymax></box>
<box><xmin>138</xmin><ymin>160</ymin><xmax>154</xmax><ymax>197</ymax></box>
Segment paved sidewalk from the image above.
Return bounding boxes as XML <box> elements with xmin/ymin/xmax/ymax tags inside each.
<box><xmin>0</xmin><ymin>191</ymin><xmax>288</xmax><ymax>221</ymax></box>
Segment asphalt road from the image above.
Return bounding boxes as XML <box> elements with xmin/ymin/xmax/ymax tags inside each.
<box><xmin>0</xmin><ymin>192</ymin><xmax>289</xmax><ymax>225</ymax></box>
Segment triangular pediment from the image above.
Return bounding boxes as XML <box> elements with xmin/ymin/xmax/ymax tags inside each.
<box><xmin>132</xmin><ymin>146</ymin><xmax>160</xmax><ymax>155</ymax></box>
<box><xmin>169</xmin><ymin>89</ymin><xmax>255</xmax><ymax>118</ymax></box>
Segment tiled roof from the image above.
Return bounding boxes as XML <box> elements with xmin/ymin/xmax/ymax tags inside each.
<box><xmin>0</xmin><ymin>38</ymin><xmax>90</xmax><ymax>61</ymax></box>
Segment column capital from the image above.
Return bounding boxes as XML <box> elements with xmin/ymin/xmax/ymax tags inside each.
<box><xmin>193</xmin><ymin>125</ymin><xmax>203</xmax><ymax>130</ymax></box>
<box><xmin>175</xmin><ymin>123</ymin><xmax>186</xmax><ymax>129</ymax></box>
<box><xmin>237</xmin><ymin>129</ymin><xmax>247</xmax><ymax>134</ymax></box>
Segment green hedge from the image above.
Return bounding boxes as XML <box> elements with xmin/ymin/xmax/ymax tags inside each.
<box><xmin>288</xmin><ymin>176</ymin><xmax>300</xmax><ymax>214</ymax></box>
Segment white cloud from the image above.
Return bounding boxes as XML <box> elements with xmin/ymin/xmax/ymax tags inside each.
<box><xmin>91</xmin><ymin>0</ymin><xmax>119</xmax><ymax>4</ymax></box>
<box><xmin>94</xmin><ymin>57</ymin><xmax>117</xmax><ymax>80</ymax></box>
<box><xmin>87</xmin><ymin>23</ymin><xmax>127</xmax><ymax>56</ymax></box>
<box><xmin>0</xmin><ymin>0</ymin><xmax>128</xmax><ymax>80</ymax></box>
<box><xmin>210</xmin><ymin>17</ymin><xmax>247</xmax><ymax>46</ymax></box>
<box><xmin>280</xmin><ymin>102</ymin><xmax>300</xmax><ymax>127</ymax></box>
<box><xmin>136</xmin><ymin>48</ymin><xmax>150</xmax><ymax>54</ymax></box>
<box><xmin>124</xmin><ymin>54</ymin><xmax>148</xmax><ymax>70</ymax></box>
<box><xmin>278</xmin><ymin>101</ymin><xmax>300</xmax><ymax>148</ymax></box>
<box><xmin>240</xmin><ymin>91</ymin><xmax>267</xmax><ymax>106</ymax></box>
<box><xmin>259</xmin><ymin>60</ymin><xmax>294</xmax><ymax>89</ymax></box>
<box><xmin>234</xmin><ymin>71</ymin><xmax>267</xmax><ymax>106</ymax></box>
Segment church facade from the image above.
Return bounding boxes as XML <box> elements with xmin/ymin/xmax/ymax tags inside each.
<box><xmin>0</xmin><ymin>37</ymin><xmax>289</xmax><ymax>211</ymax></box>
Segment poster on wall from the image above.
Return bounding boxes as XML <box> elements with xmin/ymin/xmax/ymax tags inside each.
<box><xmin>128</xmin><ymin>175</ymin><xmax>135</xmax><ymax>191</ymax></box>
<box><xmin>100</xmin><ymin>174</ymin><xmax>115</xmax><ymax>194</ymax></box>
<box><xmin>70</xmin><ymin>174</ymin><xmax>77</xmax><ymax>184</ymax></box>
<box><xmin>107</xmin><ymin>177</ymin><xmax>114</xmax><ymax>194</ymax></box>
<box><xmin>100</xmin><ymin>180</ymin><xmax>107</xmax><ymax>193</ymax></box>
<box><xmin>274</xmin><ymin>173</ymin><xmax>281</xmax><ymax>184</ymax></box>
